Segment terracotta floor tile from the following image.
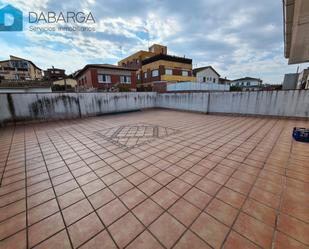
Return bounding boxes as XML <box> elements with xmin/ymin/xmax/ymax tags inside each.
<box><xmin>127</xmin><ymin>171</ymin><xmax>148</xmax><ymax>185</ymax></box>
<box><xmin>88</xmin><ymin>188</ymin><xmax>115</xmax><ymax>209</ymax></box>
<box><xmin>54</xmin><ymin>179</ymin><xmax>79</xmax><ymax>196</ymax></box>
<box><xmin>191</xmin><ymin>212</ymin><xmax>229</xmax><ymax>249</ymax></box>
<box><xmin>205</xmin><ymin>198</ymin><xmax>238</xmax><ymax>226</ymax></box>
<box><xmin>278</xmin><ymin>213</ymin><xmax>309</xmax><ymax>246</ymax></box>
<box><xmin>28</xmin><ymin>212</ymin><xmax>65</xmax><ymax>248</ymax></box>
<box><xmin>120</xmin><ymin>188</ymin><xmax>147</xmax><ymax>209</ymax></box>
<box><xmin>173</xmin><ymin>230</ymin><xmax>211</xmax><ymax>249</ymax></box>
<box><xmin>152</xmin><ymin>171</ymin><xmax>175</xmax><ymax>185</ymax></box>
<box><xmin>101</xmin><ymin>172</ymin><xmax>123</xmax><ymax>186</ymax></box>
<box><xmin>58</xmin><ymin>188</ymin><xmax>85</xmax><ymax>209</ymax></box>
<box><xmin>0</xmin><ymin>212</ymin><xmax>26</xmax><ymax>240</ymax></box>
<box><xmin>81</xmin><ymin>179</ymin><xmax>105</xmax><ymax>196</ymax></box>
<box><xmin>206</xmin><ymin>171</ymin><xmax>229</xmax><ymax>185</ymax></box>
<box><xmin>79</xmin><ymin>230</ymin><xmax>117</xmax><ymax>249</ymax></box>
<box><xmin>97</xmin><ymin>198</ymin><xmax>128</xmax><ymax>226</ymax></box>
<box><xmin>233</xmin><ymin>212</ymin><xmax>274</xmax><ymax>248</ymax></box>
<box><xmin>108</xmin><ymin>212</ymin><xmax>144</xmax><ymax>248</ymax></box>
<box><xmin>28</xmin><ymin>198</ymin><xmax>59</xmax><ymax>225</ymax></box>
<box><xmin>224</xmin><ymin>231</ymin><xmax>260</xmax><ymax>249</ymax></box>
<box><xmin>141</xmin><ymin>165</ymin><xmax>160</xmax><ymax>177</ymax></box>
<box><xmin>183</xmin><ymin>187</ymin><xmax>212</xmax><ymax>209</ymax></box>
<box><xmin>0</xmin><ymin>199</ymin><xmax>26</xmax><ymax>222</ymax></box>
<box><xmin>281</xmin><ymin>196</ymin><xmax>309</xmax><ymax>223</ymax></box>
<box><xmin>149</xmin><ymin>212</ymin><xmax>186</xmax><ymax>248</ymax></box>
<box><xmin>169</xmin><ymin>198</ymin><xmax>200</xmax><ymax>226</ymax></box>
<box><xmin>0</xmin><ymin>229</ymin><xmax>26</xmax><ymax>249</ymax></box>
<box><xmin>126</xmin><ymin>230</ymin><xmax>164</xmax><ymax>249</ymax></box>
<box><xmin>216</xmin><ymin>187</ymin><xmax>246</xmax><ymax>209</ymax></box>
<box><xmin>33</xmin><ymin>230</ymin><xmax>71</xmax><ymax>249</ymax></box>
<box><xmin>27</xmin><ymin>188</ymin><xmax>55</xmax><ymax>209</ymax></box>
<box><xmin>179</xmin><ymin>171</ymin><xmax>202</xmax><ymax>185</ymax></box>
<box><xmin>68</xmin><ymin>212</ymin><xmax>104</xmax><ymax>248</ymax></box>
<box><xmin>250</xmin><ymin>187</ymin><xmax>280</xmax><ymax>209</ymax></box>
<box><xmin>242</xmin><ymin>198</ymin><xmax>276</xmax><ymax>227</ymax></box>
<box><xmin>167</xmin><ymin>179</ymin><xmax>191</xmax><ymax>196</ymax></box>
<box><xmin>133</xmin><ymin>199</ymin><xmax>163</xmax><ymax>226</ymax></box>
<box><xmin>225</xmin><ymin>177</ymin><xmax>251</xmax><ymax>195</ymax></box>
<box><xmin>62</xmin><ymin>199</ymin><xmax>93</xmax><ymax>226</ymax></box>
<box><xmin>274</xmin><ymin>231</ymin><xmax>308</xmax><ymax>249</ymax></box>
<box><xmin>196</xmin><ymin>178</ymin><xmax>221</xmax><ymax>196</ymax></box>
<box><xmin>166</xmin><ymin>165</ymin><xmax>186</xmax><ymax>177</ymax></box>
<box><xmin>109</xmin><ymin>179</ymin><xmax>134</xmax><ymax>196</ymax></box>
<box><xmin>151</xmin><ymin>187</ymin><xmax>179</xmax><ymax>209</ymax></box>
<box><xmin>138</xmin><ymin>178</ymin><xmax>162</xmax><ymax>196</ymax></box>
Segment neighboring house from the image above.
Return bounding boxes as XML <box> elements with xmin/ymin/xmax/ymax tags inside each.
<box><xmin>306</xmin><ymin>73</ymin><xmax>309</xmax><ymax>89</ymax></box>
<box><xmin>0</xmin><ymin>55</ymin><xmax>43</xmax><ymax>81</ymax></box>
<box><xmin>230</xmin><ymin>77</ymin><xmax>263</xmax><ymax>91</ymax></box>
<box><xmin>193</xmin><ymin>66</ymin><xmax>220</xmax><ymax>83</ymax></box>
<box><xmin>53</xmin><ymin>77</ymin><xmax>77</xmax><ymax>88</ymax></box>
<box><xmin>296</xmin><ymin>68</ymin><xmax>309</xmax><ymax>89</ymax></box>
<box><xmin>119</xmin><ymin>44</ymin><xmax>195</xmax><ymax>90</ymax></box>
<box><xmin>44</xmin><ymin>68</ymin><xmax>66</xmax><ymax>81</ymax></box>
<box><xmin>118</xmin><ymin>44</ymin><xmax>167</xmax><ymax>70</ymax></box>
<box><xmin>75</xmin><ymin>64</ymin><xmax>136</xmax><ymax>91</ymax></box>
<box><xmin>282</xmin><ymin>73</ymin><xmax>299</xmax><ymax>90</ymax></box>
<box><xmin>139</xmin><ymin>54</ymin><xmax>195</xmax><ymax>90</ymax></box>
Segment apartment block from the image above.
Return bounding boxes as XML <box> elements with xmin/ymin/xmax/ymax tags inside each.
<box><xmin>0</xmin><ymin>55</ymin><xmax>43</xmax><ymax>81</ymax></box>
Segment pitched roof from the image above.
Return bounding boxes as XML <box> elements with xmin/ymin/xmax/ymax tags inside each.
<box><xmin>74</xmin><ymin>64</ymin><xmax>135</xmax><ymax>78</ymax></box>
<box><xmin>193</xmin><ymin>66</ymin><xmax>220</xmax><ymax>77</ymax></box>
<box><xmin>231</xmin><ymin>77</ymin><xmax>262</xmax><ymax>82</ymax></box>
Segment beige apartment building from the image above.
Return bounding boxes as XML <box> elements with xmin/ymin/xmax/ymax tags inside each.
<box><xmin>0</xmin><ymin>55</ymin><xmax>43</xmax><ymax>81</ymax></box>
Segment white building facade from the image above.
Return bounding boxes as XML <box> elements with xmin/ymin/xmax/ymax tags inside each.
<box><xmin>230</xmin><ymin>77</ymin><xmax>262</xmax><ymax>91</ymax></box>
<box><xmin>193</xmin><ymin>66</ymin><xmax>220</xmax><ymax>84</ymax></box>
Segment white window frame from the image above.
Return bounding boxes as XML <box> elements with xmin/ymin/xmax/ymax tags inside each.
<box><xmin>120</xmin><ymin>75</ymin><xmax>131</xmax><ymax>84</ymax></box>
<box><xmin>98</xmin><ymin>74</ymin><xmax>111</xmax><ymax>84</ymax></box>
<box><xmin>151</xmin><ymin>69</ymin><xmax>159</xmax><ymax>77</ymax></box>
<box><xmin>182</xmin><ymin>70</ymin><xmax>189</xmax><ymax>76</ymax></box>
<box><xmin>165</xmin><ymin>69</ymin><xmax>173</xmax><ymax>75</ymax></box>
<box><xmin>144</xmin><ymin>72</ymin><xmax>147</xmax><ymax>79</ymax></box>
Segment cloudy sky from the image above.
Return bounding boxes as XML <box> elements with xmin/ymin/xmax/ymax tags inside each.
<box><xmin>1</xmin><ymin>0</ymin><xmax>308</xmax><ymax>84</ymax></box>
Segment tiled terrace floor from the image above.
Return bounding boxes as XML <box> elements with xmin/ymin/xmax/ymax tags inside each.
<box><xmin>0</xmin><ymin>110</ymin><xmax>309</xmax><ymax>249</ymax></box>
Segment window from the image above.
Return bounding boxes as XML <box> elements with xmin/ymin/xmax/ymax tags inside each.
<box><xmin>213</xmin><ymin>78</ymin><xmax>216</xmax><ymax>83</ymax></box>
<box><xmin>182</xmin><ymin>70</ymin><xmax>189</xmax><ymax>76</ymax></box>
<box><xmin>247</xmin><ymin>82</ymin><xmax>250</xmax><ymax>86</ymax></box>
<box><xmin>203</xmin><ymin>77</ymin><xmax>206</xmax><ymax>82</ymax></box>
<box><xmin>120</xmin><ymin>75</ymin><xmax>131</xmax><ymax>84</ymax></box>
<box><xmin>137</xmin><ymin>73</ymin><xmax>140</xmax><ymax>80</ymax></box>
<box><xmin>151</xmin><ymin>69</ymin><xmax>159</xmax><ymax>77</ymax></box>
<box><xmin>165</xmin><ymin>69</ymin><xmax>173</xmax><ymax>75</ymax></box>
<box><xmin>144</xmin><ymin>72</ymin><xmax>147</xmax><ymax>79</ymax></box>
<box><xmin>98</xmin><ymin>74</ymin><xmax>111</xmax><ymax>83</ymax></box>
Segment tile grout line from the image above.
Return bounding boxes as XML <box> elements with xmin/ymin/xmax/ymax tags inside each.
<box><xmin>218</xmin><ymin>120</ymin><xmax>286</xmax><ymax>249</ymax></box>
<box><xmin>169</xmin><ymin>118</ymin><xmax>277</xmax><ymax>249</ymax></box>
<box><xmin>31</xmin><ymin>126</ymin><xmax>75</xmax><ymax>249</ymax></box>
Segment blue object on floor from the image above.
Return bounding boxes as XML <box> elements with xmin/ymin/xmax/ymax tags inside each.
<box><xmin>293</xmin><ymin>127</ymin><xmax>309</xmax><ymax>142</ymax></box>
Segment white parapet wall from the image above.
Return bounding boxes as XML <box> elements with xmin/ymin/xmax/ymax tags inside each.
<box><xmin>0</xmin><ymin>92</ymin><xmax>156</xmax><ymax>124</ymax></box>
<box><xmin>156</xmin><ymin>92</ymin><xmax>209</xmax><ymax>113</ymax></box>
<box><xmin>1</xmin><ymin>90</ymin><xmax>309</xmax><ymax>125</ymax></box>
<box><xmin>208</xmin><ymin>90</ymin><xmax>309</xmax><ymax>118</ymax></box>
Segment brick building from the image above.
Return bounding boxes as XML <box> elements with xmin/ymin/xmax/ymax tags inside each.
<box><xmin>118</xmin><ymin>44</ymin><xmax>195</xmax><ymax>91</ymax></box>
<box><xmin>75</xmin><ymin>64</ymin><xmax>136</xmax><ymax>91</ymax></box>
